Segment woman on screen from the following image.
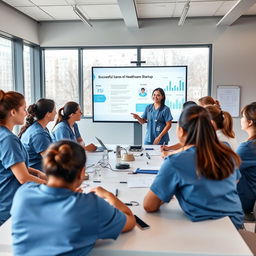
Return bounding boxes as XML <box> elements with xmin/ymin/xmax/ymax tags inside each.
<box><xmin>236</xmin><ymin>102</ymin><xmax>256</xmax><ymax>214</ymax></box>
<box><xmin>11</xmin><ymin>140</ymin><xmax>135</xmax><ymax>255</ymax></box>
<box><xmin>143</xmin><ymin>105</ymin><xmax>243</xmax><ymax>229</ymax></box>
<box><xmin>131</xmin><ymin>88</ymin><xmax>173</xmax><ymax>145</ymax></box>
<box><xmin>52</xmin><ymin>101</ymin><xmax>97</xmax><ymax>152</ymax></box>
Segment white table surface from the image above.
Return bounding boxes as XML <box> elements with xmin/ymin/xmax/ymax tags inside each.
<box><xmin>0</xmin><ymin>147</ymin><xmax>253</xmax><ymax>256</ymax></box>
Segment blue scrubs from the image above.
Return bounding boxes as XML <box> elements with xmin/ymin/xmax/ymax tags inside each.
<box><xmin>51</xmin><ymin>120</ymin><xmax>81</xmax><ymax>142</ymax></box>
<box><xmin>20</xmin><ymin>121</ymin><xmax>52</xmax><ymax>171</ymax></box>
<box><xmin>11</xmin><ymin>182</ymin><xmax>126</xmax><ymax>256</ymax></box>
<box><xmin>0</xmin><ymin>126</ymin><xmax>29</xmax><ymax>225</ymax></box>
<box><xmin>141</xmin><ymin>104</ymin><xmax>173</xmax><ymax>145</ymax></box>
<box><xmin>236</xmin><ymin>140</ymin><xmax>256</xmax><ymax>213</ymax></box>
<box><xmin>150</xmin><ymin>146</ymin><xmax>243</xmax><ymax>228</ymax></box>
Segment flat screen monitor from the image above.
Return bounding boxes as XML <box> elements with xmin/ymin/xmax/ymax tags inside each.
<box><xmin>92</xmin><ymin>66</ymin><xmax>187</xmax><ymax>122</ymax></box>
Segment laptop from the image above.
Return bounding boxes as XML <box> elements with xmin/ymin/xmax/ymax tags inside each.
<box><xmin>95</xmin><ymin>137</ymin><xmax>113</xmax><ymax>152</ymax></box>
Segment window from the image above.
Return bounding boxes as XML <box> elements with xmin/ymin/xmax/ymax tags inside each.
<box><xmin>141</xmin><ymin>47</ymin><xmax>210</xmax><ymax>102</ymax></box>
<box><xmin>44</xmin><ymin>49</ymin><xmax>79</xmax><ymax>109</ymax></box>
<box><xmin>23</xmin><ymin>45</ymin><xmax>32</xmax><ymax>105</ymax></box>
<box><xmin>83</xmin><ymin>49</ymin><xmax>137</xmax><ymax>116</ymax></box>
<box><xmin>0</xmin><ymin>37</ymin><xmax>13</xmax><ymax>91</ymax></box>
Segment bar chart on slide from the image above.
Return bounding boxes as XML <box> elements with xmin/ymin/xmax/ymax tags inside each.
<box><xmin>164</xmin><ymin>80</ymin><xmax>185</xmax><ymax>92</ymax></box>
<box><xmin>165</xmin><ymin>98</ymin><xmax>185</xmax><ymax>110</ymax></box>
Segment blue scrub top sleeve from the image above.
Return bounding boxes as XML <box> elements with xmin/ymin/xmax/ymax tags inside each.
<box><xmin>96</xmin><ymin>197</ymin><xmax>126</xmax><ymax>240</ymax></box>
<box><xmin>74</xmin><ymin>123</ymin><xmax>81</xmax><ymax>139</ymax></box>
<box><xmin>150</xmin><ymin>157</ymin><xmax>180</xmax><ymax>202</ymax></box>
<box><xmin>32</xmin><ymin>132</ymin><xmax>52</xmax><ymax>154</ymax></box>
<box><xmin>1</xmin><ymin>135</ymin><xmax>27</xmax><ymax>169</ymax></box>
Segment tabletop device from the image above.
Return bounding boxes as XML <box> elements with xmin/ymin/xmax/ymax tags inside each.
<box><xmin>92</xmin><ymin>66</ymin><xmax>187</xmax><ymax>123</ymax></box>
<box><xmin>116</xmin><ymin>163</ymin><xmax>130</xmax><ymax>169</ymax></box>
<box><xmin>133</xmin><ymin>168</ymin><xmax>158</xmax><ymax>174</ymax></box>
<box><xmin>134</xmin><ymin>215</ymin><xmax>150</xmax><ymax>230</ymax></box>
<box><xmin>129</xmin><ymin>145</ymin><xmax>143</xmax><ymax>152</ymax></box>
<box><xmin>95</xmin><ymin>137</ymin><xmax>113</xmax><ymax>152</ymax></box>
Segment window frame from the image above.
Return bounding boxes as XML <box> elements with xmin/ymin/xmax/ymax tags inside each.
<box><xmin>41</xmin><ymin>44</ymin><xmax>212</xmax><ymax>119</ymax></box>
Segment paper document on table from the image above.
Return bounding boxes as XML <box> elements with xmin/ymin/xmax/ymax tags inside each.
<box><xmin>128</xmin><ymin>176</ymin><xmax>155</xmax><ymax>188</ymax></box>
<box><xmin>145</xmin><ymin>149</ymin><xmax>161</xmax><ymax>156</ymax></box>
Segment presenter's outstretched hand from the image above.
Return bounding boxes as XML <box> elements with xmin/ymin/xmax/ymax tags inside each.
<box><xmin>131</xmin><ymin>113</ymin><xmax>139</xmax><ymax>120</ymax></box>
<box><xmin>153</xmin><ymin>136</ymin><xmax>161</xmax><ymax>145</ymax></box>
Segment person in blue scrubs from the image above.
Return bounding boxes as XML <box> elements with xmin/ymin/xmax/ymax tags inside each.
<box><xmin>205</xmin><ymin>105</ymin><xmax>237</xmax><ymax>151</ymax></box>
<box><xmin>19</xmin><ymin>99</ymin><xmax>56</xmax><ymax>171</ymax></box>
<box><xmin>0</xmin><ymin>90</ymin><xmax>46</xmax><ymax>226</ymax></box>
<box><xmin>144</xmin><ymin>105</ymin><xmax>243</xmax><ymax>229</ymax></box>
<box><xmin>236</xmin><ymin>102</ymin><xmax>256</xmax><ymax>214</ymax></box>
<box><xmin>52</xmin><ymin>101</ymin><xmax>97</xmax><ymax>152</ymax></box>
<box><xmin>131</xmin><ymin>88</ymin><xmax>173</xmax><ymax>145</ymax></box>
<box><xmin>11</xmin><ymin>140</ymin><xmax>135</xmax><ymax>256</ymax></box>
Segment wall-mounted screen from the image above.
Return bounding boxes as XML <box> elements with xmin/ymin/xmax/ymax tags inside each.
<box><xmin>92</xmin><ymin>66</ymin><xmax>187</xmax><ymax>122</ymax></box>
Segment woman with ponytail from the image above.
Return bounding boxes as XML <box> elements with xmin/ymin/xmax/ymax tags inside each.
<box><xmin>52</xmin><ymin>101</ymin><xmax>97</xmax><ymax>152</ymax></box>
<box><xmin>236</xmin><ymin>102</ymin><xmax>256</xmax><ymax>214</ymax></box>
<box><xmin>19</xmin><ymin>99</ymin><xmax>56</xmax><ymax>171</ymax></box>
<box><xmin>205</xmin><ymin>105</ymin><xmax>237</xmax><ymax>150</ymax></box>
<box><xmin>0</xmin><ymin>90</ymin><xmax>46</xmax><ymax>226</ymax></box>
<box><xmin>11</xmin><ymin>140</ymin><xmax>135</xmax><ymax>255</ymax></box>
<box><xmin>144</xmin><ymin>105</ymin><xmax>243</xmax><ymax>228</ymax></box>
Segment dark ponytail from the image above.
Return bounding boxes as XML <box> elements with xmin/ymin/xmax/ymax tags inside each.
<box><xmin>205</xmin><ymin>105</ymin><xmax>235</xmax><ymax>138</ymax></box>
<box><xmin>19</xmin><ymin>99</ymin><xmax>55</xmax><ymax>137</ymax></box>
<box><xmin>54</xmin><ymin>101</ymin><xmax>79</xmax><ymax>128</ymax></box>
<box><xmin>43</xmin><ymin>140</ymin><xmax>86</xmax><ymax>183</ymax></box>
<box><xmin>179</xmin><ymin>106</ymin><xmax>240</xmax><ymax>180</ymax></box>
<box><xmin>241</xmin><ymin>102</ymin><xmax>256</xmax><ymax>141</ymax></box>
<box><xmin>0</xmin><ymin>90</ymin><xmax>24</xmax><ymax>125</ymax></box>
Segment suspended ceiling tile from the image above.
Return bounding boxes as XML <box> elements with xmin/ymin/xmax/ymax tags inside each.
<box><xmin>180</xmin><ymin>2</ymin><xmax>223</xmax><ymax>17</ymax></box>
<box><xmin>137</xmin><ymin>3</ymin><xmax>175</xmax><ymax>18</ymax></box>
<box><xmin>245</xmin><ymin>3</ymin><xmax>256</xmax><ymax>14</ymax></box>
<box><xmin>15</xmin><ymin>6</ymin><xmax>54</xmax><ymax>20</ymax></box>
<box><xmin>78</xmin><ymin>4</ymin><xmax>122</xmax><ymax>19</ymax></box>
<box><xmin>2</xmin><ymin>0</ymin><xmax>34</xmax><ymax>7</ymax></box>
<box><xmin>30</xmin><ymin>0</ymin><xmax>69</xmax><ymax>5</ymax></box>
<box><xmin>75</xmin><ymin>0</ymin><xmax>117</xmax><ymax>4</ymax></box>
<box><xmin>39</xmin><ymin>6</ymin><xmax>78</xmax><ymax>20</ymax></box>
<box><xmin>214</xmin><ymin>1</ymin><xmax>237</xmax><ymax>16</ymax></box>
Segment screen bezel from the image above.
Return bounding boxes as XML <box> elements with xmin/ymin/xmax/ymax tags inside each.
<box><xmin>92</xmin><ymin>65</ymin><xmax>188</xmax><ymax>123</ymax></box>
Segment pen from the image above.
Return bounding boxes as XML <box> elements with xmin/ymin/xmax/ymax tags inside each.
<box><xmin>146</xmin><ymin>152</ymin><xmax>151</xmax><ymax>159</ymax></box>
<box><xmin>115</xmin><ymin>188</ymin><xmax>119</xmax><ymax>197</ymax></box>
<box><xmin>125</xmin><ymin>203</ymin><xmax>133</xmax><ymax>206</ymax></box>
<box><xmin>93</xmin><ymin>180</ymin><xmax>101</xmax><ymax>183</ymax></box>
<box><xmin>120</xmin><ymin>181</ymin><xmax>127</xmax><ymax>184</ymax></box>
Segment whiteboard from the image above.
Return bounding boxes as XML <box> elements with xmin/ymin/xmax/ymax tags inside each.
<box><xmin>216</xmin><ymin>86</ymin><xmax>240</xmax><ymax>117</ymax></box>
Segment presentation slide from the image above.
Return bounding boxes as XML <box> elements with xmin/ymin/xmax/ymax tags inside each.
<box><xmin>92</xmin><ymin>66</ymin><xmax>187</xmax><ymax>122</ymax></box>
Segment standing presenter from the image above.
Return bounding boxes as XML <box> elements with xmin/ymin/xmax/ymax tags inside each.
<box><xmin>131</xmin><ymin>88</ymin><xmax>173</xmax><ymax>145</ymax></box>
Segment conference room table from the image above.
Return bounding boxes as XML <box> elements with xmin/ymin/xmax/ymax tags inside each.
<box><xmin>0</xmin><ymin>146</ymin><xmax>253</xmax><ymax>256</ymax></box>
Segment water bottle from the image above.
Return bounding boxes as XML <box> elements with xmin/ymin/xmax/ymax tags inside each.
<box><xmin>116</xmin><ymin>145</ymin><xmax>121</xmax><ymax>158</ymax></box>
<box><xmin>102</xmin><ymin>149</ymin><xmax>109</xmax><ymax>167</ymax></box>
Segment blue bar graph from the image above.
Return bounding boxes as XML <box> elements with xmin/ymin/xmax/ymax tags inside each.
<box><xmin>164</xmin><ymin>80</ymin><xmax>185</xmax><ymax>92</ymax></box>
<box><xmin>165</xmin><ymin>98</ymin><xmax>185</xmax><ymax>110</ymax></box>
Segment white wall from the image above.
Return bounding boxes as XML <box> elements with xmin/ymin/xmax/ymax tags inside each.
<box><xmin>39</xmin><ymin>16</ymin><xmax>256</xmax><ymax>145</ymax></box>
<box><xmin>0</xmin><ymin>2</ymin><xmax>39</xmax><ymax>44</ymax></box>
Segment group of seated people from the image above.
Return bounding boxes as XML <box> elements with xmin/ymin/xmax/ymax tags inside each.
<box><xmin>0</xmin><ymin>90</ymin><xmax>256</xmax><ymax>255</ymax></box>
